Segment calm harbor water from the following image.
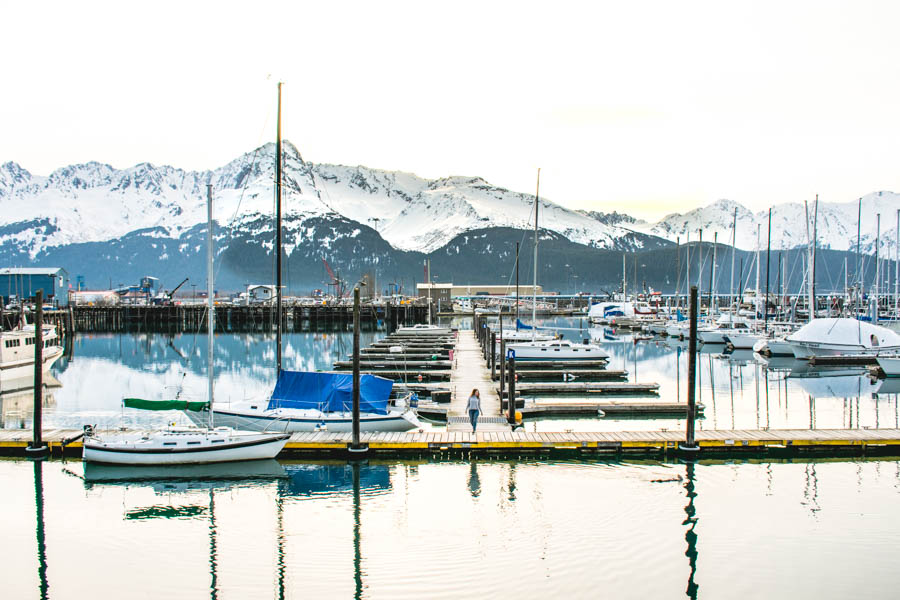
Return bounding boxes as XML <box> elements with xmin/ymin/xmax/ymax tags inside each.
<box><xmin>4</xmin><ymin>457</ymin><xmax>900</xmax><ymax>599</ymax></box>
<box><xmin>3</xmin><ymin>316</ymin><xmax>898</xmax><ymax>433</ymax></box>
<box><xmin>6</xmin><ymin>317</ymin><xmax>900</xmax><ymax>598</ymax></box>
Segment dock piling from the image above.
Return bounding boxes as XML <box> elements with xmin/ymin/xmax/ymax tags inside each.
<box><xmin>27</xmin><ymin>290</ymin><xmax>48</xmax><ymax>458</ymax></box>
<box><xmin>350</xmin><ymin>287</ymin><xmax>365</xmax><ymax>452</ymax></box>
<box><xmin>507</xmin><ymin>351</ymin><xmax>516</xmax><ymax>424</ymax></box>
<box><xmin>680</xmin><ymin>286</ymin><xmax>699</xmax><ymax>453</ymax></box>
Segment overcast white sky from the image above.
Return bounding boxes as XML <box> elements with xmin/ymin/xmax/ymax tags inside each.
<box><xmin>3</xmin><ymin>0</ymin><xmax>899</xmax><ymax>220</ymax></box>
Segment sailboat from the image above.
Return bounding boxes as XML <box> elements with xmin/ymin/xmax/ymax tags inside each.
<box><xmin>197</xmin><ymin>83</ymin><xmax>422</xmax><ymax>433</ymax></box>
<box><xmin>82</xmin><ymin>186</ymin><xmax>290</xmax><ymax>465</ymax></box>
<box><xmin>505</xmin><ymin>169</ymin><xmax>609</xmax><ymax>361</ymax></box>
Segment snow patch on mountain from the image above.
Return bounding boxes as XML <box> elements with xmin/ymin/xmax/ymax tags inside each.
<box><xmin>632</xmin><ymin>194</ymin><xmax>900</xmax><ymax>254</ymax></box>
<box><xmin>0</xmin><ymin>142</ymin><xmax>650</xmax><ymax>256</ymax></box>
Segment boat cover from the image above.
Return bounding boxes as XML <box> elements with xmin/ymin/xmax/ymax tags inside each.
<box><xmin>786</xmin><ymin>318</ymin><xmax>900</xmax><ymax>349</ymax></box>
<box><xmin>124</xmin><ymin>398</ymin><xmax>208</xmax><ymax>411</ymax></box>
<box><xmin>267</xmin><ymin>371</ymin><xmax>393</xmax><ymax>414</ymax></box>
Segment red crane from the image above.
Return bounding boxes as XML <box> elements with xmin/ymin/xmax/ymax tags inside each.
<box><xmin>322</xmin><ymin>258</ymin><xmax>346</xmax><ymax>297</ymax></box>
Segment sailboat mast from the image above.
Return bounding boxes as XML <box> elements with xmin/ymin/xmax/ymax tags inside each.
<box><xmin>710</xmin><ymin>231</ymin><xmax>717</xmax><ymax>317</ymax></box>
<box><xmin>206</xmin><ymin>184</ymin><xmax>215</xmax><ymax>426</ymax></box>
<box><xmin>675</xmin><ymin>236</ymin><xmax>680</xmax><ymax>302</ymax></box>
<box><xmin>697</xmin><ymin>229</ymin><xmax>702</xmax><ymax>312</ymax></box>
<box><xmin>875</xmin><ymin>213</ymin><xmax>880</xmax><ymax>323</ymax></box>
<box><xmin>515</xmin><ymin>241</ymin><xmax>520</xmax><ymax>329</ymax></box>
<box><xmin>685</xmin><ymin>231</ymin><xmax>690</xmax><ymax>307</ymax></box>
<box><xmin>765</xmin><ymin>207</ymin><xmax>772</xmax><ymax>328</ymax></box>
<box><xmin>811</xmin><ymin>194</ymin><xmax>818</xmax><ymax>318</ymax></box>
<box><xmin>730</xmin><ymin>208</ymin><xmax>736</xmax><ymax>312</ymax></box>
<box><xmin>895</xmin><ymin>209</ymin><xmax>899</xmax><ymax>317</ymax></box>
<box><xmin>532</xmin><ymin>168</ymin><xmax>540</xmax><ymax>342</ymax></box>
<box><xmin>275</xmin><ymin>82</ymin><xmax>283</xmax><ymax>373</ymax></box>
<box><xmin>856</xmin><ymin>198</ymin><xmax>862</xmax><ymax>295</ymax></box>
<box><xmin>755</xmin><ymin>224</ymin><xmax>760</xmax><ymax>321</ymax></box>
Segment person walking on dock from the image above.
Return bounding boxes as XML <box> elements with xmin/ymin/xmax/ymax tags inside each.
<box><xmin>467</xmin><ymin>388</ymin><xmax>482</xmax><ymax>432</ymax></box>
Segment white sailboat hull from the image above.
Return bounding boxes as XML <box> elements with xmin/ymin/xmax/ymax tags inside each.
<box><xmin>195</xmin><ymin>406</ymin><xmax>422</xmax><ymax>433</ymax></box>
<box><xmin>83</xmin><ymin>429</ymin><xmax>290</xmax><ymax>465</ymax></box>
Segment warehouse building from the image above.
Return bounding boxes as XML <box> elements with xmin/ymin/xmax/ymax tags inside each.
<box><xmin>0</xmin><ymin>267</ymin><xmax>69</xmax><ymax>306</ymax></box>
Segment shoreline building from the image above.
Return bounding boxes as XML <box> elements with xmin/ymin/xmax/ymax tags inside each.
<box><xmin>0</xmin><ymin>267</ymin><xmax>69</xmax><ymax>306</ymax></box>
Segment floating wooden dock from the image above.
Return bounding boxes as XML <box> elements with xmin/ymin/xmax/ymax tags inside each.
<box><xmin>498</xmin><ymin>382</ymin><xmax>660</xmax><ymax>396</ymax></box>
<box><xmin>5</xmin><ymin>428</ymin><xmax>900</xmax><ymax>458</ymax></box>
<box><xmin>416</xmin><ymin>400</ymin><xmax>700</xmax><ymax>419</ymax></box>
<box><xmin>334</xmin><ymin>360</ymin><xmax>452</xmax><ymax>369</ymax></box>
<box><xmin>491</xmin><ymin>369</ymin><xmax>627</xmax><ymax>381</ymax></box>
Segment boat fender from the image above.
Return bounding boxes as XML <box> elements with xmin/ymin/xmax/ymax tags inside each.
<box><xmin>417</xmin><ymin>374</ymin><xmax>423</xmax><ymax>382</ymax></box>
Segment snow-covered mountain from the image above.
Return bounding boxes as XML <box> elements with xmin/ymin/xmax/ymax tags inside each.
<box><xmin>0</xmin><ymin>142</ymin><xmax>658</xmax><ymax>260</ymax></box>
<box><xmin>625</xmin><ymin>195</ymin><xmax>899</xmax><ymax>255</ymax></box>
<box><xmin>1</xmin><ymin>142</ymin><xmax>896</xmax><ymax>293</ymax></box>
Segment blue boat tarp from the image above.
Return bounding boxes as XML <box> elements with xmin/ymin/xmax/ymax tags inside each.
<box><xmin>267</xmin><ymin>371</ymin><xmax>393</xmax><ymax>415</ymax></box>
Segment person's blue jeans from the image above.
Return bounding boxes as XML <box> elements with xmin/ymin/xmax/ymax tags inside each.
<box><xmin>469</xmin><ymin>409</ymin><xmax>479</xmax><ymax>431</ymax></box>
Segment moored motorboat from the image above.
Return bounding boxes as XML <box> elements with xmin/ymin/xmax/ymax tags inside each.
<box><xmin>1</xmin><ymin>321</ymin><xmax>64</xmax><ymax>379</ymax></box>
<box><xmin>395</xmin><ymin>324</ymin><xmax>452</xmax><ymax>336</ymax></box>
<box><xmin>505</xmin><ymin>339</ymin><xmax>609</xmax><ymax>360</ymax></box>
<box><xmin>786</xmin><ymin>318</ymin><xmax>900</xmax><ymax>359</ymax></box>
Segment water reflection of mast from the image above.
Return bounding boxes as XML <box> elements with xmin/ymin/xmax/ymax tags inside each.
<box><xmin>676</xmin><ymin>345</ymin><xmax>681</xmax><ymax>404</ymax></box>
<box><xmin>33</xmin><ymin>460</ymin><xmax>49</xmax><ymax>600</ymax></box>
<box><xmin>809</xmin><ymin>395</ymin><xmax>816</xmax><ymax>430</ymax></box>
<box><xmin>754</xmin><ymin>363</ymin><xmax>760</xmax><ymax>429</ymax></box>
<box><xmin>803</xmin><ymin>463</ymin><xmax>820</xmax><ymax>515</ymax></box>
<box><xmin>209</xmin><ymin>490</ymin><xmax>219</xmax><ymax>600</ymax></box>
<box><xmin>276</xmin><ymin>496</ymin><xmax>285</xmax><ymax>600</ymax></box>
<box><xmin>708</xmin><ymin>354</ymin><xmax>717</xmax><ymax>429</ymax></box>
<box><xmin>683</xmin><ymin>462</ymin><xmax>699</xmax><ymax>600</ymax></box>
<box><xmin>352</xmin><ymin>461</ymin><xmax>364</xmax><ymax>600</ymax></box>
<box><xmin>764</xmin><ymin>367</ymin><xmax>770</xmax><ymax>429</ymax></box>
<box><xmin>728</xmin><ymin>361</ymin><xmax>735</xmax><ymax>430</ymax></box>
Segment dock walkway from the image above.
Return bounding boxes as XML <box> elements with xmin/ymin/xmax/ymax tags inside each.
<box><xmin>6</xmin><ymin>428</ymin><xmax>900</xmax><ymax>458</ymax></box>
<box><xmin>448</xmin><ymin>330</ymin><xmax>511</xmax><ymax>432</ymax></box>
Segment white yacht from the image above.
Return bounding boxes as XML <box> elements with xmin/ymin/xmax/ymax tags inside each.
<box><xmin>506</xmin><ymin>339</ymin><xmax>609</xmax><ymax>360</ymax></box>
<box><xmin>787</xmin><ymin>318</ymin><xmax>900</xmax><ymax>359</ymax></box>
<box><xmin>697</xmin><ymin>314</ymin><xmax>752</xmax><ymax>344</ymax></box>
<box><xmin>1</xmin><ymin>321</ymin><xmax>64</xmax><ymax>379</ymax></box>
<box><xmin>395</xmin><ymin>324</ymin><xmax>452</xmax><ymax>336</ymax></box>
